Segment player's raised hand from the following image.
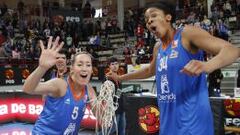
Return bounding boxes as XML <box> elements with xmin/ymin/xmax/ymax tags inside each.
<box><xmin>39</xmin><ymin>36</ymin><xmax>64</xmax><ymax>70</ymax></box>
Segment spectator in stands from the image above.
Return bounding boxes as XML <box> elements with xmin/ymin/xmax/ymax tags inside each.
<box><xmin>105</xmin><ymin>18</ymin><xmax>112</xmax><ymax>37</ymax></box>
<box><xmin>123</xmin><ymin>46</ymin><xmax>132</xmax><ymax>64</ymax></box>
<box><xmin>91</xmin><ymin>7</ymin><xmax>96</xmax><ymax>18</ymax></box>
<box><xmin>11</xmin><ymin>45</ymin><xmax>21</xmax><ymax>59</ymax></box>
<box><xmin>6</xmin><ymin>22</ymin><xmax>14</xmax><ymax>38</ymax></box>
<box><xmin>217</xmin><ymin>19</ymin><xmax>229</xmax><ymax>41</ymax></box>
<box><xmin>43</xmin><ymin>25</ymin><xmax>51</xmax><ymax>39</ymax></box>
<box><xmin>111</xmin><ymin>16</ymin><xmax>119</xmax><ymax>33</ymax></box>
<box><xmin>223</xmin><ymin>0</ymin><xmax>232</xmax><ymax>18</ymax></box>
<box><xmin>87</xmin><ymin>47</ymin><xmax>98</xmax><ymax>59</ymax></box>
<box><xmin>89</xmin><ymin>36</ymin><xmax>94</xmax><ymax>45</ymax></box>
<box><xmin>135</xmin><ymin>24</ymin><xmax>144</xmax><ymax>37</ymax></box>
<box><xmin>136</xmin><ymin>37</ymin><xmax>145</xmax><ymax>49</ymax></box>
<box><xmin>202</xmin><ymin>15</ymin><xmax>211</xmax><ymax>32</ymax></box>
<box><xmin>108</xmin><ymin>1</ymin><xmax>240</xmax><ymax>135</ymax></box>
<box><xmin>208</xmin><ymin>68</ymin><xmax>224</xmax><ymax>97</ymax></box>
<box><xmin>17</xmin><ymin>0</ymin><xmax>24</xmax><ymax>18</ymax></box>
<box><xmin>102</xmin><ymin>6</ymin><xmax>109</xmax><ymax>17</ymax></box>
<box><xmin>0</xmin><ymin>2</ymin><xmax>8</xmax><ymax>17</ymax></box>
<box><xmin>51</xmin><ymin>48</ymin><xmax>68</xmax><ymax>79</ymax></box>
<box><xmin>186</xmin><ymin>11</ymin><xmax>196</xmax><ymax>24</ymax></box>
<box><xmin>101</xmin><ymin>57</ymin><xmax>125</xmax><ymax>135</ymax></box>
<box><xmin>2</xmin><ymin>37</ymin><xmax>13</xmax><ymax>57</ymax></box>
<box><xmin>0</xmin><ymin>29</ymin><xmax>6</xmax><ymax>46</ymax></box>
<box><xmin>83</xmin><ymin>1</ymin><xmax>92</xmax><ymax>18</ymax></box>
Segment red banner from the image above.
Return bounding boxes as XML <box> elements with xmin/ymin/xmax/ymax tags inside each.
<box><xmin>0</xmin><ymin>93</ymin><xmax>96</xmax><ymax>129</ymax></box>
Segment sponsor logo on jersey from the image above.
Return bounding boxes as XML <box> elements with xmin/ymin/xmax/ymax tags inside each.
<box><xmin>63</xmin><ymin>123</ymin><xmax>76</xmax><ymax>135</ymax></box>
<box><xmin>169</xmin><ymin>50</ymin><xmax>178</xmax><ymax>59</ymax></box>
<box><xmin>65</xmin><ymin>98</ymin><xmax>70</xmax><ymax>104</ymax></box>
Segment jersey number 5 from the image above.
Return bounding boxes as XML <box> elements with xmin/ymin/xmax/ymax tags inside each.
<box><xmin>72</xmin><ymin>106</ymin><xmax>79</xmax><ymax>120</ymax></box>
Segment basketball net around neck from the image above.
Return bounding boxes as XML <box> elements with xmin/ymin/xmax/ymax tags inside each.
<box><xmin>90</xmin><ymin>80</ymin><xmax>121</xmax><ymax>135</ymax></box>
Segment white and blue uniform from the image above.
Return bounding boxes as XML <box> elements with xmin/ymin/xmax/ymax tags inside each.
<box><xmin>32</xmin><ymin>82</ymin><xmax>88</xmax><ymax>135</ymax></box>
<box><xmin>155</xmin><ymin>28</ymin><xmax>214</xmax><ymax>135</ymax></box>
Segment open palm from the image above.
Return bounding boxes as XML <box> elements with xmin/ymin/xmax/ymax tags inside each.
<box><xmin>39</xmin><ymin>36</ymin><xmax>64</xmax><ymax>70</ymax></box>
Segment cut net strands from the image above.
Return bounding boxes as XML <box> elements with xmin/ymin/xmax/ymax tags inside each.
<box><xmin>90</xmin><ymin>80</ymin><xmax>120</xmax><ymax>135</ymax></box>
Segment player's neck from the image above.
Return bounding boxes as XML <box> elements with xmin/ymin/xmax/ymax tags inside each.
<box><xmin>161</xmin><ymin>28</ymin><xmax>176</xmax><ymax>50</ymax></box>
<box><xmin>68</xmin><ymin>77</ymin><xmax>85</xmax><ymax>92</ymax></box>
<box><xmin>68</xmin><ymin>77</ymin><xmax>85</xmax><ymax>100</ymax></box>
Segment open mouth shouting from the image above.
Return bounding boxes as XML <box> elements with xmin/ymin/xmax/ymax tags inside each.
<box><xmin>80</xmin><ymin>74</ymin><xmax>88</xmax><ymax>78</ymax></box>
<box><xmin>150</xmin><ymin>25</ymin><xmax>158</xmax><ymax>35</ymax></box>
<box><xmin>76</xmin><ymin>72</ymin><xmax>90</xmax><ymax>85</ymax></box>
<box><xmin>151</xmin><ymin>26</ymin><xmax>157</xmax><ymax>32</ymax></box>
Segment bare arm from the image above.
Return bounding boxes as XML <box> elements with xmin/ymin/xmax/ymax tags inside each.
<box><xmin>118</xmin><ymin>42</ymin><xmax>160</xmax><ymax>81</ymax></box>
<box><xmin>23</xmin><ymin>66</ymin><xmax>57</xmax><ymax>95</ymax></box>
<box><xmin>181</xmin><ymin>26</ymin><xmax>239</xmax><ymax>75</ymax></box>
<box><xmin>22</xmin><ymin>36</ymin><xmax>65</xmax><ymax>96</ymax></box>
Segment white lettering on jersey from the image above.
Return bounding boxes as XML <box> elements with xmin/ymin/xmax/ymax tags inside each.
<box><xmin>158</xmin><ymin>56</ymin><xmax>168</xmax><ymax>72</ymax></box>
<box><xmin>63</xmin><ymin>123</ymin><xmax>76</xmax><ymax>135</ymax></box>
<box><xmin>72</xmin><ymin>106</ymin><xmax>79</xmax><ymax>120</ymax></box>
<box><xmin>161</xmin><ymin>75</ymin><xmax>169</xmax><ymax>94</ymax></box>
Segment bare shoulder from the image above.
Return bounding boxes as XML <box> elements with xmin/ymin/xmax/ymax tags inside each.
<box><xmin>182</xmin><ymin>25</ymin><xmax>211</xmax><ymax>40</ymax></box>
<box><xmin>50</xmin><ymin>78</ymin><xmax>68</xmax><ymax>97</ymax></box>
<box><xmin>181</xmin><ymin>25</ymin><xmax>215</xmax><ymax>52</ymax></box>
<box><xmin>181</xmin><ymin>25</ymin><xmax>230</xmax><ymax>55</ymax></box>
<box><xmin>54</xmin><ymin>78</ymin><xmax>68</xmax><ymax>87</ymax></box>
<box><xmin>182</xmin><ymin>25</ymin><xmax>203</xmax><ymax>33</ymax></box>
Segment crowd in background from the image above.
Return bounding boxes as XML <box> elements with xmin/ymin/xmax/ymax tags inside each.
<box><xmin>0</xmin><ymin>0</ymin><xmax>121</xmax><ymax>60</ymax></box>
<box><xmin>0</xmin><ymin>0</ymin><xmax>239</xmax><ymax>64</ymax></box>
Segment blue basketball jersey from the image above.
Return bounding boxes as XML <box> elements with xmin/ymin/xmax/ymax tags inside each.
<box><xmin>155</xmin><ymin>28</ymin><xmax>214</xmax><ymax>135</ymax></box>
<box><xmin>32</xmin><ymin>82</ymin><xmax>88</xmax><ymax>135</ymax></box>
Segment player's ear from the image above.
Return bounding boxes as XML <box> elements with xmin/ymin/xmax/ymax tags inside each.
<box><xmin>166</xmin><ymin>14</ymin><xmax>172</xmax><ymax>22</ymax></box>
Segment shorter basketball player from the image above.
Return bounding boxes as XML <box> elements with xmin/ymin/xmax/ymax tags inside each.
<box><xmin>23</xmin><ymin>36</ymin><xmax>97</xmax><ymax>134</ymax></box>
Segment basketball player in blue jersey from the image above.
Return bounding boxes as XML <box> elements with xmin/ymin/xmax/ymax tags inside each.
<box><xmin>23</xmin><ymin>36</ymin><xmax>97</xmax><ymax>134</ymax></box>
<box><xmin>108</xmin><ymin>1</ymin><xmax>240</xmax><ymax>135</ymax></box>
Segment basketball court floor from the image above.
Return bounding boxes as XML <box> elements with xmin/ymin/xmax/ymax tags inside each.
<box><xmin>0</xmin><ymin>122</ymin><xmax>95</xmax><ymax>135</ymax></box>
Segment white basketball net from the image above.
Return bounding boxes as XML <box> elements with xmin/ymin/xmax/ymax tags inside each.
<box><xmin>91</xmin><ymin>80</ymin><xmax>120</xmax><ymax>135</ymax></box>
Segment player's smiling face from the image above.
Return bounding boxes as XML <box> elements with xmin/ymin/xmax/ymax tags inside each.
<box><xmin>71</xmin><ymin>54</ymin><xmax>92</xmax><ymax>85</ymax></box>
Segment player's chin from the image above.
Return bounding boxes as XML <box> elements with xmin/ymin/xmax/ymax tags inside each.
<box><xmin>78</xmin><ymin>77</ymin><xmax>90</xmax><ymax>85</ymax></box>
